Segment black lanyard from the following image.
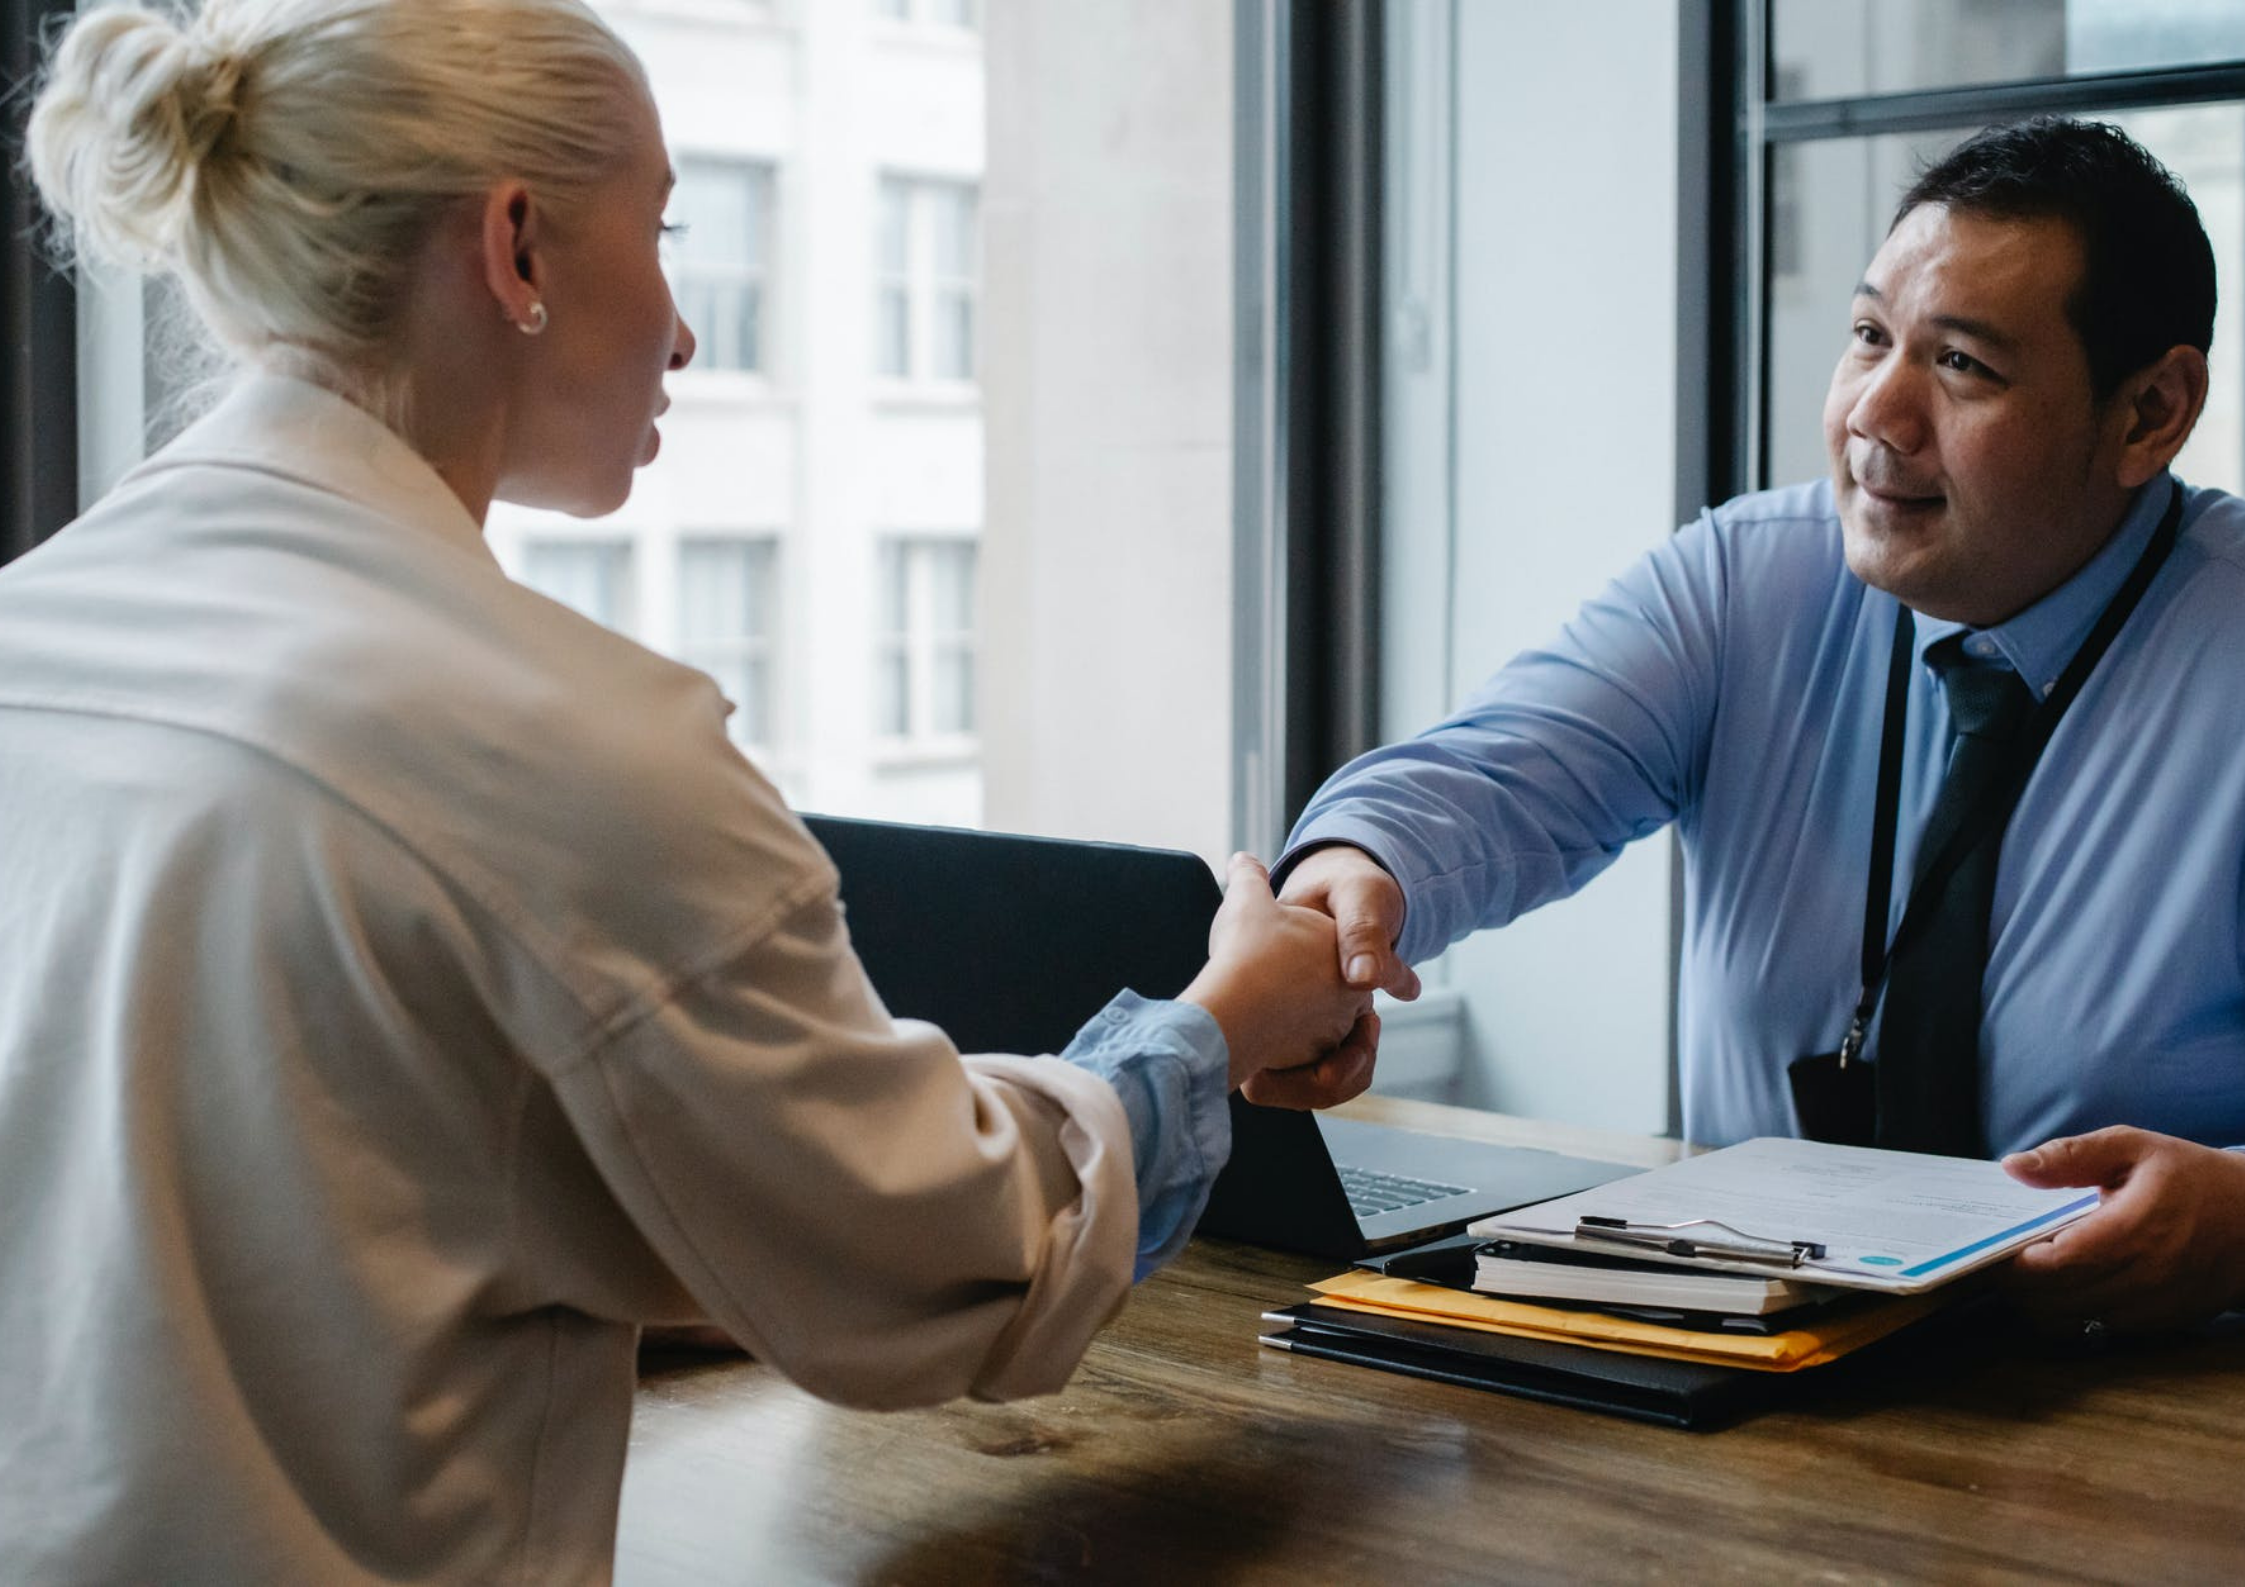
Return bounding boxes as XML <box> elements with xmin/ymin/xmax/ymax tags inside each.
<box><xmin>1834</xmin><ymin>479</ymin><xmax>2187</xmax><ymax>1070</ymax></box>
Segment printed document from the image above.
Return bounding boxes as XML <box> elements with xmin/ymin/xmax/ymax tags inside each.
<box><xmin>1468</xmin><ymin>1136</ymin><xmax>2097</xmax><ymax>1294</ymax></box>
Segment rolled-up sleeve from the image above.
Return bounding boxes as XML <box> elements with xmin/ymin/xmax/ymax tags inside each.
<box><xmin>1057</xmin><ymin>991</ymin><xmax>1232</xmax><ymax>1280</ymax></box>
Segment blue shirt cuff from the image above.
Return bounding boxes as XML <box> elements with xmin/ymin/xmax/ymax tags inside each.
<box><xmin>1059</xmin><ymin>989</ymin><xmax>1232</xmax><ymax>1281</ymax></box>
<box><xmin>1275</xmin><ymin>821</ymin><xmax>1429</xmax><ymax>963</ymax></box>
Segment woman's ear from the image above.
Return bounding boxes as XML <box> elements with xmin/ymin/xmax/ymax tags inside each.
<box><xmin>478</xmin><ymin>181</ymin><xmax>545</xmax><ymax>333</ymax></box>
<box><xmin>2112</xmin><ymin>344</ymin><xmax>2210</xmax><ymax>489</ymax></box>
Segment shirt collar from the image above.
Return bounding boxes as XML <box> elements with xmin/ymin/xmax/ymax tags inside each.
<box><xmin>135</xmin><ymin>371</ymin><xmax>496</xmax><ymax>565</ymax></box>
<box><xmin>1908</xmin><ymin>474</ymin><xmax>2173</xmax><ymax>699</ymax></box>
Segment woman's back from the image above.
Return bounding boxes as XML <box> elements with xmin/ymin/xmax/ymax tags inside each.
<box><xmin>0</xmin><ymin>375</ymin><xmax>797</xmax><ymax>1580</ymax></box>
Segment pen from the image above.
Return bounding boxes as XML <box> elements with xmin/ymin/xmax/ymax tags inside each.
<box><xmin>1574</xmin><ymin>1215</ymin><xmax>1828</xmax><ymax>1268</ymax></box>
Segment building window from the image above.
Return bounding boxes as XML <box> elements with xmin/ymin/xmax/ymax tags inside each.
<box><xmin>876</xmin><ymin>537</ymin><xmax>976</xmax><ymax>742</ymax></box>
<box><xmin>677</xmin><ymin>537</ymin><xmax>781</xmax><ymax>748</ymax></box>
<box><xmin>873</xmin><ymin>177</ymin><xmax>978</xmax><ymax>383</ymax></box>
<box><xmin>520</xmin><ymin>540</ymin><xmax>636</xmax><ymax>631</ymax></box>
<box><xmin>669</xmin><ymin>158</ymin><xmax>773</xmax><ymax>375</ymax></box>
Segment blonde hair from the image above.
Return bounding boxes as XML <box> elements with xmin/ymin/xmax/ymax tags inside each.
<box><xmin>26</xmin><ymin>0</ymin><xmax>648</xmax><ymax>399</ymax></box>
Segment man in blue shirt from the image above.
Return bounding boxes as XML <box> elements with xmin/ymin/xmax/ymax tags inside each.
<box><xmin>1277</xmin><ymin>117</ymin><xmax>2245</xmax><ymax>1335</ymax></box>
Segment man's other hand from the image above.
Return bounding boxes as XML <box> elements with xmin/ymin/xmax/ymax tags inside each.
<box><xmin>2001</xmin><ymin>1126</ymin><xmax>2245</xmax><ymax>1334</ymax></box>
<box><xmin>1274</xmin><ymin>845</ymin><xmax>1421</xmax><ymax>1001</ymax></box>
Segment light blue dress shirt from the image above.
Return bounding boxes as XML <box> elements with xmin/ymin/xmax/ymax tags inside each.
<box><xmin>1288</xmin><ymin>474</ymin><xmax>2245</xmax><ymax>1155</ymax></box>
<box><xmin>1060</xmin><ymin>991</ymin><xmax>1231</xmax><ymax>1278</ymax></box>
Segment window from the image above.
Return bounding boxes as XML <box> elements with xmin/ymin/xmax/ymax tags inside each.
<box><xmin>34</xmin><ymin>2</ymin><xmax>1243</xmax><ymax>862</ymax></box>
<box><xmin>667</xmin><ymin>159</ymin><xmax>772</xmax><ymax>375</ymax></box>
<box><xmin>873</xmin><ymin>178</ymin><xmax>978</xmax><ymax>383</ymax></box>
<box><xmin>875</xmin><ymin>537</ymin><xmax>975</xmax><ymax>744</ymax></box>
<box><xmin>1763</xmin><ymin>107</ymin><xmax>2245</xmax><ymax>496</ymax></box>
<box><xmin>1771</xmin><ymin>0</ymin><xmax>2245</xmax><ymax>100</ymax></box>
<box><xmin>1747</xmin><ymin>7</ymin><xmax>2245</xmax><ymax>499</ymax></box>
<box><xmin>1371</xmin><ymin>4</ymin><xmax>1686</xmax><ymax>1121</ymax></box>
<box><xmin>676</xmin><ymin>537</ymin><xmax>781</xmax><ymax>748</ymax></box>
<box><xmin>519</xmin><ymin>540</ymin><xmax>636</xmax><ymax>631</ymax></box>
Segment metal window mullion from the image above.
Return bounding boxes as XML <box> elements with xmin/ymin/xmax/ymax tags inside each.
<box><xmin>1231</xmin><ymin>0</ymin><xmax>1289</xmax><ymax>858</ymax></box>
<box><xmin>906</xmin><ymin>538</ymin><xmax>933</xmax><ymax>741</ymax></box>
<box><xmin>1765</xmin><ymin>60</ymin><xmax>2245</xmax><ymax>144</ymax></box>
<box><xmin>910</xmin><ymin>186</ymin><xmax>933</xmax><ymax>384</ymax></box>
<box><xmin>3</xmin><ymin>0</ymin><xmax>81</xmax><ymax>560</ymax></box>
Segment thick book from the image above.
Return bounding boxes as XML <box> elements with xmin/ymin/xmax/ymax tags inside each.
<box><xmin>1259</xmin><ymin>1301</ymin><xmax>1775</xmax><ymax>1431</ymax></box>
<box><xmin>1474</xmin><ymin>1239</ymin><xmax>1838</xmax><ymax>1316</ymax></box>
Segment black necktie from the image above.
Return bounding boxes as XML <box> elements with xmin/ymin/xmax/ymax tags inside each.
<box><xmin>1874</xmin><ymin>641</ymin><xmax>2035</xmax><ymax>1156</ymax></box>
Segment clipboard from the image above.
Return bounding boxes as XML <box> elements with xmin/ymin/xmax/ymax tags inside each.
<box><xmin>1467</xmin><ymin>1136</ymin><xmax>2097</xmax><ymax>1295</ymax></box>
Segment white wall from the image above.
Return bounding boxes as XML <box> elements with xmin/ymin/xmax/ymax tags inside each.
<box><xmin>1391</xmin><ymin>1</ymin><xmax>1680</xmax><ymax>1132</ymax></box>
<box><xmin>979</xmin><ymin>2</ymin><xmax>1235</xmax><ymax>863</ymax></box>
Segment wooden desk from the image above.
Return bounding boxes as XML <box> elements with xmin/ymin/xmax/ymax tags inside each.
<box><xmin>617</xmin><ymin>1102</ymin><xmax>2245</xmax><ymax>1583</ymax></box>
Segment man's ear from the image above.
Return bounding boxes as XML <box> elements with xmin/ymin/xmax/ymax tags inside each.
<box><xmin>2111</xmin><ymin>344</ymin><xmax>2210</xmax><ymax>489</ymax></box>
<box><xmin>478</xmin><ymin>181</ymin><xmax>543</xmax><ymax>332</ymax></box>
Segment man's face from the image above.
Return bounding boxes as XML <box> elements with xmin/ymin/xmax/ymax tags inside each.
<box><xmin>1823</xmin><ymin>203</ymin><xmax>2136</xmax><ymax>626</ymax></box>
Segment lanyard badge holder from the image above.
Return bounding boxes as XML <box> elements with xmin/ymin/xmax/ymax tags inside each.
<box><xmin>1788</xmin><ymin>481</ymin><xmax>2185</xmax><ymax>1149</ymax></box>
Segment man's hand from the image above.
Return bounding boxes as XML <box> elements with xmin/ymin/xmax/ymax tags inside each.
<box><xmin>1180</xmin><ymin>854</ymin><xmax>1377</xmax><ymax>1106</ymax></box>
<box><xmin>1275</xmin><ymin>845</ymin><xmax>1422</xmax><ymax>1000</ymax></box>
<box><xmin>2000</xmin><ymin>1126</ymin><xmax>2245</xmax><ymax>1334</ymax></box>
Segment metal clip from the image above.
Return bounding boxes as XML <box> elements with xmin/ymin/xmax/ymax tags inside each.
<box><xmin>1574</xmin><ymin>1215</ymin><xmax>1828</xmax><ymax>1268</ymax></box>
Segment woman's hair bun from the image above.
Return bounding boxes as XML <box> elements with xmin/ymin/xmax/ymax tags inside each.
<box><xmin>26</xmin><ymin>4</ymin><xmax>249</xmax><ymax>268</ymax></box>
<box><xmin>23</xmin><ymin>0</ymin><xmax>646</xmax><ymax>388</ymax></box>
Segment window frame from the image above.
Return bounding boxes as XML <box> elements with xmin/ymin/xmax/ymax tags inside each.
<box><xmin>870</xmin><ymin>174</ymin><xmax>980</xmax><ymax>389</ymax></box>
<box><xmin>674</xmin><ymin>533</ymin><xmax>783</xmax><ymax>751</ymax></box>
<box><xmin>3</xmin><ymin>0</ymin><xmax>80</xmax><ymax>564</ymax></box>
<box><xmin>872</xmin><ymin>531</ymin><xmax>978</xmax><ymax>756</ymax></box>
<box><xmin>1230</xmin><ymin>0</ymin><xmax>1383</xmax><ymax>856</ymax></box>
<box><xmin>517</xmin><ymin>536</ymin><xmax>641</xmax><ymax>633</ymax></box>
<box><xmin>1696</xmin><ymin>0</ymin><xmax>2245</xmax><ymax>508</ymax></box>
<box><xmin>667</xmin><ymin>155</ymin><xmax>776</xmax><ymax>379</ymax></box>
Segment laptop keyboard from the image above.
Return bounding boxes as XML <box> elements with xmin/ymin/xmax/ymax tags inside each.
<box><xmin>1337</xmin><ymin>1163</ymin><xmax>1471</xmax><ymax>1218</ymax></box>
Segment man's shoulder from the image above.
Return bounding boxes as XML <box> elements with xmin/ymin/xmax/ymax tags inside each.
<box><xmin>2182</xmin><ymin>481</ymin><xmax>2245</xmax><ymax>572</ymax></box>
<box><xmin>1659</xmin><ymin>477</ymin><xmax>1850</xmax><ymax>603</ymax></box>
<box><xmin>1704</xmin><ymin>477</ymin><xmax>1840</xmax><ymax>534</ymax></box>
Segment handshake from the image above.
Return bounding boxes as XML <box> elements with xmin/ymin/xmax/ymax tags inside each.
<box><xmin>1178</xmin><ymin>845</ymin><xmax>1419</xmax><ymax>1108</ymax></box>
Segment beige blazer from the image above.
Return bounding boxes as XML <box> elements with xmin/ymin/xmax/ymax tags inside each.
<box><xmin>0</xmin><ymin>375</ymin><xmax>1137</xmax><ymax>1584</ymax></box>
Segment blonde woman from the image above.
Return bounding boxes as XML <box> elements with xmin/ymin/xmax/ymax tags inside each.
<box><xmin>0</xmin><ymin>2</ymin><xmax>1374</xmax><ymax>1578</ymax></box>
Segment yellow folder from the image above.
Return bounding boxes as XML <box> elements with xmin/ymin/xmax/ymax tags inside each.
<box><xmin>1307</xmin><ymin>1269</ymin><xmax>1941</xmax><ymax>1372</ymax></box>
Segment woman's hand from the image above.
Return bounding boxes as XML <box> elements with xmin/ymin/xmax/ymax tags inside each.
<box><xmin>1179</xmin><ymin>854</ymin><xmax>1378</xmax><ymax>1106</ymax></box>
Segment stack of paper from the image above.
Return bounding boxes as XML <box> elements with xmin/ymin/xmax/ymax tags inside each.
<box><xmin>1258</xmin><ymin>1137</ymin><xmax>2099</xmax><ymax>1425</ymax></box>
<box><xmin>1299</xmin><ymin>1269</ymin><xmax>1934</xmax><ymax>1372</ymax></box>
<box><xmin>1467</xmin><ymin>1135</ymin><xmax>2098</xmax><ymax>1293</ymax></box>
<box><xmin>1472</xmin><ymin>1240</ymin><xmax>1838</xmax><ymax>1316</ymax></box>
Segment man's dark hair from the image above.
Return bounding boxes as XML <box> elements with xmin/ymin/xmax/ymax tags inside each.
<box><xmin>1894</xmin><ymin>115</ymin><xmax>2215</xmax><ymax>400</ymax></box>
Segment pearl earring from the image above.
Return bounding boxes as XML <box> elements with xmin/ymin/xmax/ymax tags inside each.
<box><xmin>516</xmin><ymin>300</ymin><xmax>549</xmax><ymax>336</ymax></box>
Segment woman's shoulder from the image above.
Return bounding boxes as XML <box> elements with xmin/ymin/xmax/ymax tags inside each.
<box><xmin>11</xmin><ymin>429</ymin><xmax>836</xmax><ymax>996</ymax></box>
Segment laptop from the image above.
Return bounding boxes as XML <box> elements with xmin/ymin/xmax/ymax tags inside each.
<box><xmin>802</xmin><ymin>814</ymin><xmax>1635</xmax><ymax>1261</ymax></box>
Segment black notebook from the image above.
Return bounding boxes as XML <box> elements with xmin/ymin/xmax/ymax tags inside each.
<box><xmin>1258</xmin><ymin>1301</ymin><xmax>1779</xmax><ymax>1431</ymax></box>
